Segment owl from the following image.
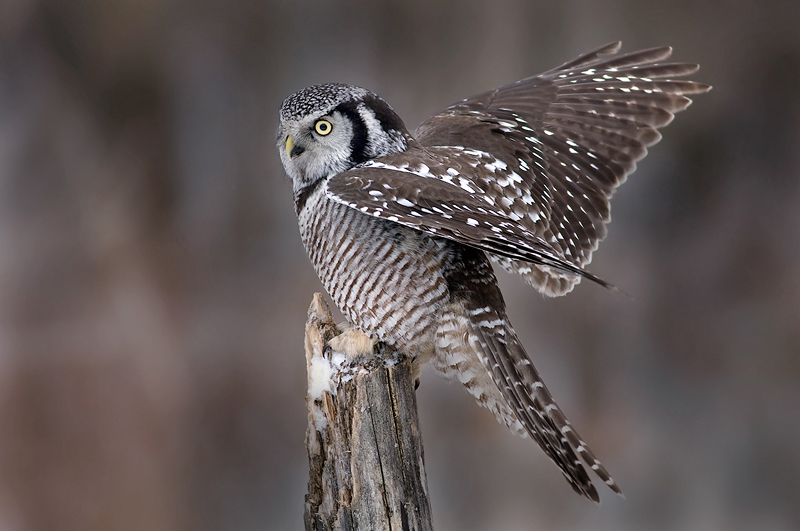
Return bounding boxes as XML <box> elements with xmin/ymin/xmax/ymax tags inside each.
<box><xmin>276</xmin><ymin>42</ymin><xmax>709</xmax><ymax>501</ymax></box>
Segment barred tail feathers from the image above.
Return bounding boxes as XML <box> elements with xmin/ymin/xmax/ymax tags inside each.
<box><xmin>435</xmin><ymin>300</ymin><xmax>622</xmax><ymax>502</ymax></box>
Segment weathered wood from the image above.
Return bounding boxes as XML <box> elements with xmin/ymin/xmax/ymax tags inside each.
<box><xmin>303</xmin><ymin>293</ymin><xmax>434</xmax><ymax>531</ymax></box>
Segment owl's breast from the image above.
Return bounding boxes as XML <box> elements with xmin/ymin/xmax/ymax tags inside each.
<box><xmin>298</xmin><ymin>187</ymin><xmax>451</xmax><ymax>357</ymax></box>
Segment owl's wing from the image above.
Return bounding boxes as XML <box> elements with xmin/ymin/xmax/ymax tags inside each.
<box><xmin>324</xmin><ymin>146</ymin><xmax>613</xmax><ymax>289</ymax></box>
<box><xmin>414</xmin><ymin>42</ymin><xmax>710</xmax><ymax>295</ymax></box>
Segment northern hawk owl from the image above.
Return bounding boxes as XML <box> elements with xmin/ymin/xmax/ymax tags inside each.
<box><xmin>276</xmin><ymin>42</ymin><xmax>709</xmax><ymax>501</ymax></box>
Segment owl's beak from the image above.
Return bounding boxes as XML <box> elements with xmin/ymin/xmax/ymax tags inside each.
<box><xmin>285</xmin><ymin>135</ymin><xmax>305</xmax><ymax>159</ymax></box>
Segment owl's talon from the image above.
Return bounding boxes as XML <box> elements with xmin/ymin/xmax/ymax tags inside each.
<box><xmin>328</xmin><ymin>328</ymin><xmax>378</xmax><ymax>361</ymax></box>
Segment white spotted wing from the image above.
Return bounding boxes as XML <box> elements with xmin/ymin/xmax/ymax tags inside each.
<box><xmin>327</xmin><ymin>42</ymin><xmax>710</xmax><ymax>295</ymax></box>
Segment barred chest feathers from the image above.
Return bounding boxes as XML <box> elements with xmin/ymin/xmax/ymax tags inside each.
<box><xmin>297</xmin><ymin>184</ymin><xmax>450</xmax><ymax>362</ymax></box>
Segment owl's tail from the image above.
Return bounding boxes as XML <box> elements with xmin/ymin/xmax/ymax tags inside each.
<box><xmin>435</xmin><ymin>298</ymin><xmax>623</xmax><ymax>503</ymax></box>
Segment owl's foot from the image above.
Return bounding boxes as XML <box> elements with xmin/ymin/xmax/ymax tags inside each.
<box><xmin>329</xmin><ymin>326</ymin><xmax>379</xmax><ymax>361</ymax></box>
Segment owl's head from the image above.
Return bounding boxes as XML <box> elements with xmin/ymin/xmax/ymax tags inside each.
<box><xmin>277</xmin><ymin>83</ymin><xmax>412</xmax><ymax>194</ymax></box>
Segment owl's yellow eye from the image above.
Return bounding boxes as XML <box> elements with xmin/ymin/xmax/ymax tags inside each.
<box><xmin>314</xmin><ymin>119</ymin><xmax>332</xmax><ymax>136</ymax></box>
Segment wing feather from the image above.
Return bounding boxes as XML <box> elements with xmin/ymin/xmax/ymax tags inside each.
<box><xmin>324</xmin><ymin>151</ymin><xmax>613</xmax><ymax>288</ymax></box>
<box><xmin>412</xmin><ymin>43</ymin><xmax>709</xmax><ymax>294</ymax></box>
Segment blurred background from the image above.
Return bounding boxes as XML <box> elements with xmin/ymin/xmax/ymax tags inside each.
<box><xmin>1</xmin><ymin>0</ymin><xmax>799</xmax><ymax>530</ymax></box>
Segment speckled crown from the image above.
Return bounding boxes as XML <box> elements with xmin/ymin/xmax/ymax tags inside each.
<box><xmin>280</xmin><ymin>83</ymin><xmax>370</xmax><ymax>121</ymax></box>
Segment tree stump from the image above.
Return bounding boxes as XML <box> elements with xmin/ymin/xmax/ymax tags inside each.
<box><xmin>303</xmin><ymin>293</ymin><xmax>434</xmax><ymax>531</ymax></box>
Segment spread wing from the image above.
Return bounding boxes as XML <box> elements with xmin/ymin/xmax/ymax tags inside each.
<box><xmin>416</xmin><ymin>42</ymin><xmax>710</xmax><ymax>295</ymax></box>
<box><xmin>326</xmin><ymin>42</ymin><xmax>710</xmax><ymax>295</ymax></box>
